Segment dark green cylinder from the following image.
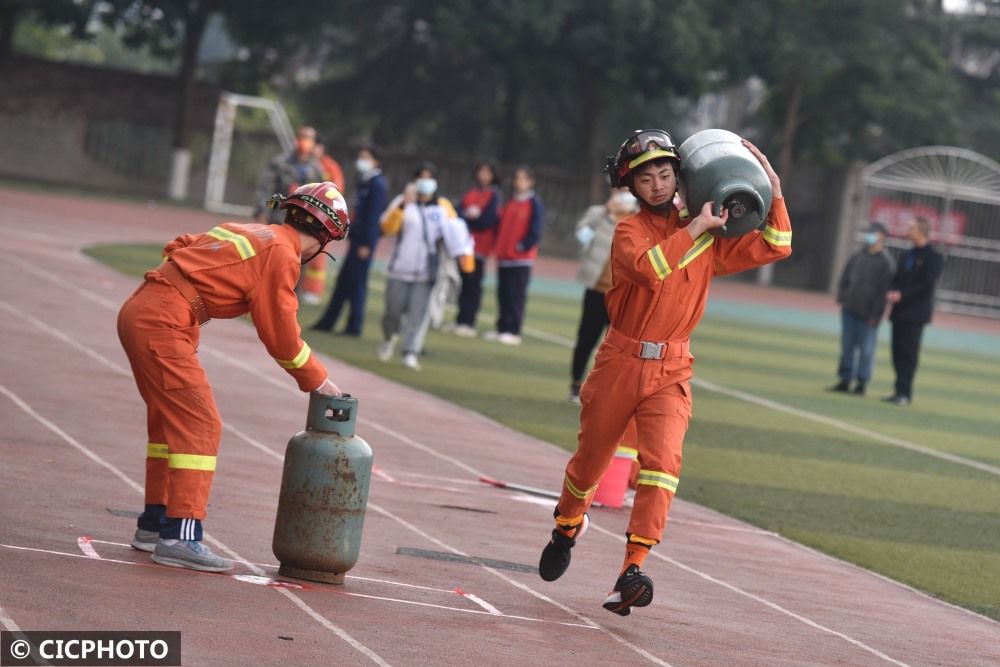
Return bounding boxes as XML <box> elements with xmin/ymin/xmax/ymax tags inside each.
<box><xmin>678</xmin><ymin>129</ymin><xmax>772</xmax><ymax>238</ymax></box>
<box><xmin>272</xmin><ymin>393</ymin><xmax>372</xmax><ymax>584</ymax></box>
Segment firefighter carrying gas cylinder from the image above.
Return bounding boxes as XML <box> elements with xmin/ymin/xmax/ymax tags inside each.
<box><xmin>537</xmin><ymin>130</ymin><xmax>792</xmax><ymax>616</ymax></box>
<box><xmin>117</xmin><ymin>182</ymin><xmax>350</xmax><ymax>572</ymax></box>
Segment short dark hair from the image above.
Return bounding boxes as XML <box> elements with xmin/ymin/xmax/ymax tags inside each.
<box><xmin>414</xmin><ymin>161</ymin><xmax>438</xmax><ymax>178</ymax></box>
<box><xmin>474</xmin><ymin>160</ymin><xmax>499</xmax><ymax>185</ymax></box>
<box><xmin>357</xmin><ymin>142</ymin><xmax>383</xmax><ymax>161</ymax></box>
<box><xmin>513</xmin><ymin>165</ymin><xmax>534</xmax><ymax>181</ymax></box>
<box><xmin>914</xmin><ymin>216</ymin><xmax>932</xmax><ymax>238</ymax></box>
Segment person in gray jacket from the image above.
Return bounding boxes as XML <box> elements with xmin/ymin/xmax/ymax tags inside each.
<box><xmin>829</xmin><ymin>221</ymin><xmax>895</xmax><ymax>395</ymax></box>
<box><xmin>568</xmin><ymin>188</ymin><xmax>639</xmax><ymax>402</ymax></box>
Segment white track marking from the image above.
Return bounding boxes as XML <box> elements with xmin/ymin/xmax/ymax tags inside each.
<box><xmin>460</xmin><ymin>591</ymin><xmax>503</xmax><ymax>616</ymax></box>
<box><xmin>76</xmin><ymin>536</ymin><xmax>101</xmax><ymax>559</ymax></box>
<box><xmin>587</xmin><ymin>522</ymin><xmax>911</xmax><ymax>667</ymax></box>
<box><xmin>0</xmin><ymin>602</ymin><xmax>22</xmax><ymax>632</ymax></box>
<box><xmin>0</xmin><ymin>253</ymin><xmax>974</xmax><ymax>661</ymax></box>
<box><xmin>0</xmin><ymin>384</ymin><xmax>390</xmax><ymax>667</ymax></box>
<box><xmin>3</xmin><ymin>543</ymin><xmax>138</xmax><ymax>567</ymax></box>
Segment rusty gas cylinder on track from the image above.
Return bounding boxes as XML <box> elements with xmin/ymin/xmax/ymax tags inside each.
<box><xmin>272</xmin><ymin>393</ymin><xmax>372</xmax><ymax>584</ymax></box>
<box><xmin>678</xmin><ymin>129</ymin><xmax>773</xmax><ymax>238</ymax></box>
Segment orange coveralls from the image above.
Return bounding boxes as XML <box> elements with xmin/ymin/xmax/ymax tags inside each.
<box><xmin>558</xmin><ymin>198</ymin><xmax>792</xmax><ymax>543</ymax></box>
<box><xmin>117</xmin><ymin>222</ymin><xmax>327</xmax><ymax>521</ymax></box>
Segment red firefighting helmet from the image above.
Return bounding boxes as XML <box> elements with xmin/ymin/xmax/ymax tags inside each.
<box><xmin>269</xmin><ymin>182</ymin><xmax>350</xmax><ymax>243</ymax></box>
<box><xmin>606</xmin><ymin>129</ymin><xmax>680</xmax><ymax>188</ymax></box>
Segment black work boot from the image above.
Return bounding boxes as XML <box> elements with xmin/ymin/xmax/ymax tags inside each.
<box><xmin>538</xmin><ymin>513</ymin><xmax>589</xmax><ymax>582</ymax></box>
<box><xmin>602</xmin><ymin>565</ymin><xmax>654</xmax><ymax>616</ymax></box>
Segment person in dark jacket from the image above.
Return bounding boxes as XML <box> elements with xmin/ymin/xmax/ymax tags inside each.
<box><xmin>311</xmin><ymin>144</ymin><xmax>389</xmax><ymax>336</ymax></box>
<box><xmin>884</xmin><ymin>217</ymin><xmax>944</xmax><ymax>405</ymax></box>
<box><xmin>486</xmin><ymin>166</ymin><xmax>544</xmax><ymax>346</ymax></box>
<box><xmin>829</xmin><ymin>222</ymin><xmax>895</xmax><ymax>396</ymax></box>
<box><xmin>453</xmin><ymin>161</ymin><xmax>503</xmax><ymax>336</ymax></box>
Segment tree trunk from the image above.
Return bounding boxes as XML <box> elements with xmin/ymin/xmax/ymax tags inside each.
<box><xmin>0</xmin><ymin>4</ymin><xmax>21</xmax><ymax>68</ymax></box>
<box><xmin>580</xmin><ymin>74</ymin><xmax>604</xmax><ymax>201</ymax></box>
<box><xmin>168</xmin><ymin>0</ymin><xmax>212</xmax><ymax>200</ymax></box>
<box><xmin>777</xmin><ymin>75</ymin><xmax>803</xmax><ymax>181</ymax></box>
<box><xmin>499</xmin><ymin>71</ymin><xmax>521</xmax><ymax>163</ymax></box>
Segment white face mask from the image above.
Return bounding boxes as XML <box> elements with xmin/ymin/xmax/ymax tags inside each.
<box><xmin>356</xmin><ymin>158</ymin><xmax>374</xmax><ymax>173</ymax></box>
<box><xmin>416</xmin><ymin>178</ymin><xmax>437</xmax><ymax>196</ymax></box>
<box><xmin>613</xmin><ymin>192</ymin><xmax>638</xmax><ymax>211</ymax></box>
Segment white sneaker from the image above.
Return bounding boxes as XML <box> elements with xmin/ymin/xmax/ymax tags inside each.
<box><xmin>497</xmin><ymin>333</ymin><xmax>522</xmax><ymax>346</ymax></box>
<box><xmin>377</xmin><ymin>337</ymin><xmax>396</xmax><ymax>362</ymax></box>
<box><xmin>483</xmin><ymin>330</ymin><xmax>500</xmax><ymax>341</ymax></box>
<box><xmin>402</xmin><ymin>353</ymin><xmax>421</xmax><ymax>371</ymax></box>
<box><xmin>300</xmin><ymin>293</ymin><xmax>323</xmax><ymax>306</ymax></box>
<box><xmin>453</xmin><ymin>324</ymin><xmax>477</xmax><ymax>338</ymax></box>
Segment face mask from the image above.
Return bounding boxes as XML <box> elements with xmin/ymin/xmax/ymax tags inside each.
<box><xmin>356</xmin><ymin>158</ymin><xmax>374</xmax><ymax>173</ymax></box>
<box><xmin>416</xmin><ymin>178</ymin><xmax>437</xmax><ymax>196</ymax></box>
<box><xmin>613</xmin><ymin>192</ymin><xmax>638</xmax><ymax>211</ymax></box>
<box><xmin>864</xmin><ymin>232</ymin><xmax>879</xmax><ymax>246</ymax></box>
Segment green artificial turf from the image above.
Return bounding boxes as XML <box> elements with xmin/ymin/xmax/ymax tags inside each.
<box><xmin>85</xmin><ymin>243</ymin><xmax>1000</xmax><ymax>620</ymax></box>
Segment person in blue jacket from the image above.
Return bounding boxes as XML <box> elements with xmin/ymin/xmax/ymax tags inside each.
<box><xmin>312</xmin><ymin>144</ymin><xmax>389</xmax><ymax>336</ymax></box>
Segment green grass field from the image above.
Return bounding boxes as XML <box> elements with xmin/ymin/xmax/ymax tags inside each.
<box><xmin>86</xmin><ymin>243</ymin><xmax>1000</xmax><ymax>620</ymax></box>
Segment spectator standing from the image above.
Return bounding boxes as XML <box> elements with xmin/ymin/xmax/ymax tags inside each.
<box><xmin>253</xmin><ymin>126</ymin><xmax>326</xmax><ymax>304</ymax></box>
<box><xmin>568</xmin><ymin>188</ymin><xmax>639</xmax><ymax>403</ymax></box>
<box><xmin>378</xmin><ymin>163</ymin><xmax>473</xmax><ymax>370</ymax></box>
<box><xmin>298</xmin><ymin>137</ymin><xmax>347</xmax><ymax>304</ymax></box>
<box><xmin>312</xmin><ymin>144</ymin><xmax>389</xmax><ymax>336</ymax></box>
<box><xmin>453</xmin><ymin>161</ymin><xmax>503</xmax><ymax>336</ymax></box>
<box><xmin>884</xmin><ymin>217</ymin><xmax>944</xmax><ymax>405</ymax></box>
<box><xmin>829</xmin><ymin>222</ymin><xmax>895</xmax><ymax>396</ymax></box>
<box><xmin>487</xmin><ymin>166</ymin><xmax>544</xmax><ymax>346</ymax></box>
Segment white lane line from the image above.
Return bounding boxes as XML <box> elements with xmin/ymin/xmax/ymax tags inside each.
<box><xmin>0</xmin><ymin>383</ymin><xmax>391</xmax><ymax>667</ymax></box>
<box><xmin>458</xmin><ymin>590</ymin><xmax>503</xmax><ymax>616</ymax></box>
<box><xmin>0</xmin><ymin>602</ymin><xmax>23</xmax><ymax>632</ymax></box>
<box><xmin>612</xmin><ymin>523</ymin><xmax>913</xmax><ymax>667</ymax></box>
<box><xmin>76</xmin><ymin>536</ymin><xmax>101</xmax><ymax>560</ymax></box>
<box><xmin>1</xmin><ymin>253</ymin><xmax>937</xmax><ymax>661</ymax></box>
<box><xmin>3</xmin><ymin>543</ymin><xmax>139</xmax><ymax>567</ymax></box>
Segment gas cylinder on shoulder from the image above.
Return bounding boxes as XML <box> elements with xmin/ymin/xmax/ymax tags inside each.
<box><xmin>678</xmin><ymin>129</ymin><xmax>773</xmax><ymax>238</ymax></box>
<box><xmin>272</xmin><ymin>393</ymin><xmax>372</xmax><ymax>584</ymax></box>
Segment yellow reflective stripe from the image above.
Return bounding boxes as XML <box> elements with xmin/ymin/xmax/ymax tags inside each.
<box><xmin>627</xmin><ymin>534</ymin><xmax>658</xmax><ymax>547</ymax></box>
<box><xmin>677</xmin><ymin>232</ymin><xmax>715</xmax><ymax>269</ymax></box>
<box><xmin>616</xmin><ymin>446</ymin><xmax>638</xmax><ymax>459</ymax></box>
<box><xmin>637</xmin><ymin>469</ymin><xmax>679</xmax><ymax>492</ymax></box>
<box><xmin>763</xmin><ymin>225</ymin><xmax>792</xmax><ymax>246</ymax></box>
<box><xmin>276</xmin><ymin>342</ymin><xmax>312</xmax><ymax>369</ymax></box>
<box><xmin>304</xmin><ymin>267</ymin><xmax>326</xmax><ymax>279</ymax></box>
<box><xmin>646</xmin><ymin>245</ymin><xmax>671</xmax><ymax>280</ymax></box>
<box><xmin>168</xmin><ymin>453</ymin><xmax>217</xmax><ymax>471</ymax></box>
<box><xmin>627</xmin><ymin>149</ymin><xmax>678</xmax><ymax>169</ymax></box>
<box><xmin>147</xmin><ymin>443</ymin><xmax>169</xmax><ymax>459</ymax></box>
<box><xmin>564</xmin><ymin>474</ymin><xmax>597</xmax><ymax>500</ymax></box>
<box><xmin>555</xmin><ymin>513</ymin><xmax>585</xmax><ymax>528</ymax></box>
<box><xmin>206</xmin><ymin>226</ymin><xmax>256</xmax><ymax>260</ymax></box>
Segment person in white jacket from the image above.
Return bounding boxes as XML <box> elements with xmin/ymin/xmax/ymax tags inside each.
<box><xmin>378</xmin><ymin>162</ymin><xmax>474</xmax><ymax>370</ymax></box>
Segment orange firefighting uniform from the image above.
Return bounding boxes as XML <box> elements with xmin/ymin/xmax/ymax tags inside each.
<box><xmin>117</xmin><ymin>222</ymin><xmax>328</xmax><ymax>520</ymax></box>
<box><xmin>558</xmin><ymin>198</ymin><xmax>792</xmax><ymax>545</ymax></box>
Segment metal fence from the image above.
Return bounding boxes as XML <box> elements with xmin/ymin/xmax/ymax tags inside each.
<box><xmin>858</xmin><ymin>146</ymin><xmax>1000</xmax><ymax>319</ymax></box>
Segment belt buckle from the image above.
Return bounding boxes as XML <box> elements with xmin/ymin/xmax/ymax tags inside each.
<box><xmin>639</xmin><ymin>341</ymin><xmax>665</xmax><ymax>360</ymax></box>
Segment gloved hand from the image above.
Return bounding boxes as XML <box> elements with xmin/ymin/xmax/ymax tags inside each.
<box><xmin>458</xmin><ymin>254</ymin><xmax>475</xmax><ymax>273</ymax></box>
<box><xmin>575</xmin><ymin>226</ymin><xmax>595</xmax><ymax>246</ymax></box>
<box><xmin>314</xmin><ymin>378</ymin><xmax>342</xmax><ymax>396</ymax></box>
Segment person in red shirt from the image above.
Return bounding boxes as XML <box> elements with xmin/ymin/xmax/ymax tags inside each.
<box><xmin>488</xmin><ymin>166</ymin><xmax>544</xmax><ymax>345</ymax></box>
<box><xmin>117</xmin><ymin>182</ymin><xmax>350</xmax><ymax>572</ymax></box>
<box><xmin>453</xmin><ymin>160</ymin><xmax>503</xmax><ymax>336</ymax></box>
<box><xmin>538</xmin><ymin>130</ymin><xmax>791</xmax><ymax>616</ymax></box>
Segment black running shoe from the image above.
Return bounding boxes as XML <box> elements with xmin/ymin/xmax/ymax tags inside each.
<box><xmin>538</xmin><ymin>514</ymin><xmax>589</xmax><ymax>582</ymax></box>
<box><xmin>602</xmin><ymin>565</ymin><xmax>654</xmax><ymax>616</ymax></box>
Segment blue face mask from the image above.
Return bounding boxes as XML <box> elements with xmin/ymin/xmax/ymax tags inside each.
<box><xmin>416</xmin><ymin>178</ymin><xmax>437</xmax><ymax>196</ymax></box>
<box><xmin>864</xmin><ymin>232</ymin><xmax>879</xmax><ymax>246</ymax></box>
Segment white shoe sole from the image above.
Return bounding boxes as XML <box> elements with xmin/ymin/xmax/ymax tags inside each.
<box><xmin>151</xmin><ymin>553</ymin><xmax>233</xmax><ymax>573</ymax></box>
<box><xmin>131</xmin><ymin>538</ymin><xmax>157</xmax><ymax>553</ymax></box>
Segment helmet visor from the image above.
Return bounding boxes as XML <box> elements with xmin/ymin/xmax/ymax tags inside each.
<box><xmin>623</xmin><ymin>131</ymin><xmax>679</xmax><ymax>170</ymax></box>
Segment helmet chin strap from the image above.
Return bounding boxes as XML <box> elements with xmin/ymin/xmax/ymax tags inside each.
<box><xmin>300</xmin><ymin>239</ymin><xmax>336</xmax><ymax>265</ymax></box>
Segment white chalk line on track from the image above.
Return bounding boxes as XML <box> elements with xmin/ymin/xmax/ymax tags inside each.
<box><xmin>0</xmin><ymin>248</ymin><xmax>945</xmax><ymax>663</ymax></box>
<box><xmin>0</xmin><ymin>383</ymin><xmax>391</xmax><ymax>667</ymax></box>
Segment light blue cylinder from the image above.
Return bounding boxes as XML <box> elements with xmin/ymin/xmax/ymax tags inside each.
<box><xmin>272</xmin><ymin>393</ymin><xmax>373</xmax><ymax>584</ymax></box>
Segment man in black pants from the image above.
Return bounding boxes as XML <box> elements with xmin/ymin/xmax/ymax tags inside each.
<box><xmin>885</xmin><ymin>217</ymin><xmax>944</xmax><ymax>406</ymax></box>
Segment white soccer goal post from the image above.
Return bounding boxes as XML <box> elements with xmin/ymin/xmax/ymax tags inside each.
<box><xmin>204</xmin><ymin>91</ymin><xmax>296</xmax><ymax>216</ymax></box>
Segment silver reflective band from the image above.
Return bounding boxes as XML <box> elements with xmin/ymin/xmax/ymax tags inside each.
<box><xmin>639</xmin><ymin>341</ymin><xmax>665</xmax><ymax>359</ymax></box>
